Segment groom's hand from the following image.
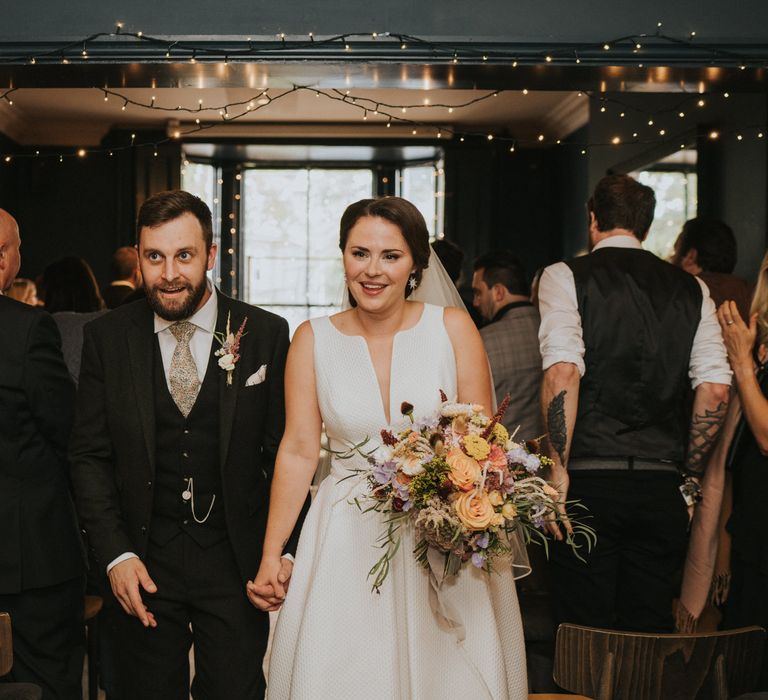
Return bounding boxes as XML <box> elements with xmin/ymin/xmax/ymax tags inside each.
<box><xmin>247</xmin><ymin>557</ymin><xmax>294</xmax><ymax>611</ymax></box>
<box><xmin>109</xmin><ymin>558</ymin><xmax>158</xmax><ymax>628</ymax></box>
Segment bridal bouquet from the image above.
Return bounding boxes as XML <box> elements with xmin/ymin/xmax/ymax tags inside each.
<box><xmin>351</xmin><ymin>392</ymin><xmax>593</xmax><ymax>591</ymax></box>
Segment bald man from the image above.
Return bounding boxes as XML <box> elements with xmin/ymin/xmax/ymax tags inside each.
<box><xmin>0</xmin><ymin>209</ymin><xmax>85</xmax><ymax>699</ymax></box>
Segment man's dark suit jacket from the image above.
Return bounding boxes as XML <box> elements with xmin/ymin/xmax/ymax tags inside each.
<box><xmin>69</xmin><ymin>291</ymin><xmax>300</xmax><ymax>581</ymax></box>
<box><xmin>101</xmin><ymin>283</ymin><xmax>134</xmax><ymax>310</ymax></box>
<box><xmin>0</xmin><ymin>295</ymin><xmax>83</xmax><ymax>594</ymax></box>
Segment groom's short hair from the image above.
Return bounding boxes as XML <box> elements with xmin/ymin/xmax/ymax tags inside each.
<box><xmin>137</xmin><ymin>190</ymin><xmax>213</xmax><ymax>251</ymax></box>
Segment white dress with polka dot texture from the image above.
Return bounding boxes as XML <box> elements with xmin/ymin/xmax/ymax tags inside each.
<box><xmin>266</xmin><ymin>303</ymin><xmax>527</xmax><ymax>699</ymax></box>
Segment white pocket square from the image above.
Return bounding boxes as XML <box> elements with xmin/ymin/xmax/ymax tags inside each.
<box><xmin>245</xmin><ymin>365</ymin><xmax>267</xmax><ymax>387</ymax></box>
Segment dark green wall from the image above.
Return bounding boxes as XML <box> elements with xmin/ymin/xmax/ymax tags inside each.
<box><xmin>0</xmin><ymin>131</ymin><xmax>180</xmax><ymax>286</ymax></box>
<box><xmin>2</xmin><ymin>0</ymin><xmax>767</xmax><ymax>42</ymax></box>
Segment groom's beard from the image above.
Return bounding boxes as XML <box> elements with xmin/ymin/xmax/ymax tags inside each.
<box><xmin>147</xmin><ymin>277</ymin><xmax>207</xmax><ymax>321</ymax></box>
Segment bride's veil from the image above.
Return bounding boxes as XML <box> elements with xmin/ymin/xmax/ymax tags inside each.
<box><xmin>410</xmin><ymin>248</ymin><xmax>467</xmax><ymax>310</ymax></box>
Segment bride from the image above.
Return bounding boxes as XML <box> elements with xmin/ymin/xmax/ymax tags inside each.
<box><xmin>249</xmin><ymin>196</ymin><xmax>528</xmax><ymax>699</ymax></box>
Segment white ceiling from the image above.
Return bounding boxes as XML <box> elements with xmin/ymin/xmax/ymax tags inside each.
<box><xmin>0</xmin><ymin>87</ymin><xmax>588</xmax><ymax>146</ymax></box>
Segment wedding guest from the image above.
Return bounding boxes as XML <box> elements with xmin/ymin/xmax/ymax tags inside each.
<box><xmin>0</xmin><ymin>208</ymin><xmax>86</xmax><ymax>699</ymax></box>
<box><xmin>671</xmin><ymin>217</ymin><xmax>753</xmax><ymax>321</ymax></box>
<box><xmin>539</xmin><ymin>174</ymin><xmax>731</xmax><ymax>632</ymax></box>
<box><xmin>473</xmin><ymin>250</ymin><xmax>550</xmax><ymax>690</ymax></box>
<box><xmin>69</xmin><ymin>190</ymin><xmax>306</xmax><ymax>698</ymax></box>
<box><xmin>102</xmin><ymin>246</ymin><xmax>141</xmax><ymax>309</ymax></box>
<box><xmin>6</xmin><ymin>277</ymin><xmax>38</xmax><ymax>305</ymax></box>
<box><xmin>715</xmin><ymin>253</ymin><xmax>768</xmax><ymax>689</ymax></box>
<box><xmin>472</xmin><ymin>250</ymin><xmax>542</xmax><ymax>440</ymax></box>
<box><xmin>43</xmin><ymin>257</ymin><xmax>106</xmax><ymax>385</ymax></box>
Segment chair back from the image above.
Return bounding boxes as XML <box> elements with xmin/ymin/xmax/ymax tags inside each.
<box><xmin>0</xmin><ymin>612</ymin><xmax>12</xmax><ymax>676</ymax></box>
<box><xmin>553</xmin><ymin>623</ymin><xmax>766</xmax><ymax>700</ymax></box>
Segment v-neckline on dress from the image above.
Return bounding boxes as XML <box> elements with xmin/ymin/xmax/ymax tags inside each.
<box><xmin>327</xmin><ymin>303</ymin><xmax>428</xmax><ymax>425</ymax></box>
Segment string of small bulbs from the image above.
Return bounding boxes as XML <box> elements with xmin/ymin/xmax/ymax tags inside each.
<box><xmin>0</xmin><ymin>23</ymin><xmax>766</xmax><ymax>68</ymax></box>
<box><xmin>0</xmin><ymin>80</ymin><xmax>764</xmax><ymax>165</ymax></box>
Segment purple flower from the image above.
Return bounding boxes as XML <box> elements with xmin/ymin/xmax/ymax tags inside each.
<box><xmin>471</xmin><ymin>552</ymin><xmax>486</xmax><ymax>568</ymax></box>
<box><xmin>475</xmin><ymin>532</ymin><xmax>490</xmax><ymax>549</ymax></box>
<box><xmin>507</xmin><ymin>446</ymin><xmax>529</xmax><ymax>466</ymax></box>
<box><xmin>393</xmin><ymin>481</ymin><xmax>410</xmax><ymax>502</ymax></box>
<box><xmin>534</xmin><ymin>516</ymin><xmax>545</xmax><ymax>529</ymax></box>
<box><xmin>373</xmin><ymin>460</ymin><xmax>397</xmax><ymax>485</ymax></box>
<box><xmin>414</xmin><ymin>416</ymin><xmax>438</xmax><ymax>431</ymax></box>
<box><xmin>524</xmin><ymin>454</ymin><xmax>541</xmax><ymax>474</ymax></box>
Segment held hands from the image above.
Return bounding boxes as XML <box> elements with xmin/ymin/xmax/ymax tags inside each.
<box><xmin>717</xmin><ymin>301</ymin><xmax>758</xmax><ymax>370</ymax></box>
<box><xmin>247</xmin><ymin>557</ymin><xmax>294</xmax><ymax>611</ymax></box>
<box><xmin>108</xmin><ymin>557</ymin><xmax>158</xmax><ymax>628</ymax></box>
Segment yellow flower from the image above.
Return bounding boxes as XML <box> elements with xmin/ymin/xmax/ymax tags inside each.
<box><xmin>488</xmin><ymin>490</ymin><xmax>504</xmax><ymax>507</ymax></box>
<box><xmin>446</xmin><ymin>448</ymin><xmax>482</xmax><ymax>491</ymax></box>
<box><xmin>501</xmin><ymin>502</ymin><xmax>517</xmax><ymax>520</ymax></box>
<box><xmin>492</xmin><ymin>422</ymin><xmax>509</xmax><ymax>445</ymax></box>
<box><xmin>462</xmin><ymin>434</ymin><xmax>491</xmax><ymax>461</ymax></box>
<box><xmin>454</xmin><ymin>490</ymin><xmax>495</xmax><ymax>531</ymax></box>
<box><xmin>491</xmin><ymin>512</ymin><xmax>505</xmax><ymax>527</ymax></box>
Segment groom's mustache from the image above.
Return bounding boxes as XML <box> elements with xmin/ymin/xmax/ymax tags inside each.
<box><xmin>154</xmin><ymin>282</ymin><xmax>192</xmax><ymax>292</ymax></box>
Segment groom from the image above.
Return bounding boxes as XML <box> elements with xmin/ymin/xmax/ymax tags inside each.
<box><xmin>70</xmin><ymin>190</ymin><xmax>304</xmax><ymax>699</ymax></box>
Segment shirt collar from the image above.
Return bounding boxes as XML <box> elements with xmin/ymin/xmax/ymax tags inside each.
<box><xmin>153</xmin><ymin>280</ymin><xmax>218</xmax><ymax>335</ymax></box>
<box><xmin>593</xmin><ymin>234</ymin><xmax>643</xmax><ymax>252</ymax></box>
<box><xmin>489</xmin><ymin>300</ymin><xmax>533</xmax><ymax>324</ymax></box>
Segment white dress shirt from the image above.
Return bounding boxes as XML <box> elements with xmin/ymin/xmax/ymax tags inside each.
<box><xmin>154</xmin><ymin>283</ymin><xmax>218</xmax><ymax>388</ymax></box>
<box><xmin>538</xmin><ymin>234</ymin><xmax>732</xmax><ymax>389</ymax></box>
<box><xmin>106</xmin><ymin>286</ymin><xmax>218</xmax><ymax>574</ymax></box>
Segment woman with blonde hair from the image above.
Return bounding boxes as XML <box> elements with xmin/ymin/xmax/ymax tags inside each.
<box><xmin>714</xmin><ymin>250</ymin><xmax>768</xmax><ymax>689</ymax></box>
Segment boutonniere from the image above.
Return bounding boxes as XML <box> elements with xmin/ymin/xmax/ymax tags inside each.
<box><xmin>214</xmin><ymin>313</ymin><xmax>247</xmax><ymax>386</ymax></box>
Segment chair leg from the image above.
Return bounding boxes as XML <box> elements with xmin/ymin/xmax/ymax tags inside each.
<box><xmin>597</xmin><ymin>651</ymin><xmax>615</xmax><ymax>700</ymax></box>
<box><xmin>712</xmin><ymin>654</ymin><xmax>728</xmax><ymax>700</ymax></box>
<box><xmin>86</xmin><ymin>617</ymin><xmax>99</xmax><ymax>700</ymax></box>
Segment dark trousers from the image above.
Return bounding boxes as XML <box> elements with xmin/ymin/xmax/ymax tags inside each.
<box><xmin>549</xmin><ymin>471</ymin><xmax>689</xmax><ymax>632</ymax></box>
<box><xmin>113</xmin><ymin>532</ymin><xmax>269</xmax><ymax>700</ymax></box>
<box><xmin>0</xmin><ymin>575</ymin><xmax>85</xmax><ymax>700</ymax></box>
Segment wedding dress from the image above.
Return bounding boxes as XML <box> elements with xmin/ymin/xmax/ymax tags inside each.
<box><xmin>266</xmin><ymin>303</ymin><xmax>528</xmax><ymax>699</ymax></box>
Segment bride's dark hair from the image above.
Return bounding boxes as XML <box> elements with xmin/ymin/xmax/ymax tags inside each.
<box><xmin>339</xmin><ymin>197</ymin><xmax>431</xmax><ymax>306</ymax></box>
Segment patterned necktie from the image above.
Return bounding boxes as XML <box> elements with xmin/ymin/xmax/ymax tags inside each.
<box><xmin>168</xmin><ymin>321</ymin><xmax>200</xmax><ymax>417</ymax></box>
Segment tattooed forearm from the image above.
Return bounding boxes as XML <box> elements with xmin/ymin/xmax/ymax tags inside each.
<box><xmin>547</xmin><ymin>390</ymin><xmax>568</xmax><ymax>465</ymax></box>
<box><xmin>685</xmin><ymin>400</ymin><xmax>728</xmax><ymax>476</ymax></box>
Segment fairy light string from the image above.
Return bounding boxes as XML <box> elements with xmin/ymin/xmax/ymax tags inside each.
<box><xmin>0</xmin><ymin>22</ymin><xmax>765</xmax><ymax>161</ymax></box>
<box><xmin>0</xmin><ymin>25</ymin><xmax>765</xmax><ymax>67</ymax></box>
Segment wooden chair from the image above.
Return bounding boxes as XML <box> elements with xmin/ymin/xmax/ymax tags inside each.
<box><xmin>84</xmin><ymin>595</ymin><xmax>103</xmax><ymax>700</ymax></box>
<box><xmin>0</xmin><ymin>613</ymin><xmax>11</xmax><ymax>677</ymax></box>
<box><xmin>553</xmin><ymin>623</ymin><xmax>766</xmax><ymax>700</ymax></box>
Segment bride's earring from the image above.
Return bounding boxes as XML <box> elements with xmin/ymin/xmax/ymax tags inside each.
<box><xmin>408</xmin><ymin>274</ymin><xmax>418</xmax><ymax>292</ymax></box>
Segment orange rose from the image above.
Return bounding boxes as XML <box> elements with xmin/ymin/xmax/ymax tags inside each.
<box><xmin>454</xmin><ymin>490</ymin><xmax>495</xmax><ymax>531</ymax></box>
<box><xmin>446</xmin><ymin>448</ymin><xmax>482</xmax><ymax>491</ymax></box>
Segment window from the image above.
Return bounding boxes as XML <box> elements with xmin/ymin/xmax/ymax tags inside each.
<box><xmin>242</xmin><ymin>168</ymin><xmax>374</xmax><ymax>332</ymax></box>
<box><xmin>399</xmin><ymin>163</ymin><xmax>445</xmax><ymax>239</ymax></box>
<box><xmin>630</xmin><ymin>149</ymin><xmax>697</xmax><ymax>261</ymax></box>
<box><xmin>180</xmin><ymin>161</ymin><xmax>221</xmax><ymax>283</ymax></box>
